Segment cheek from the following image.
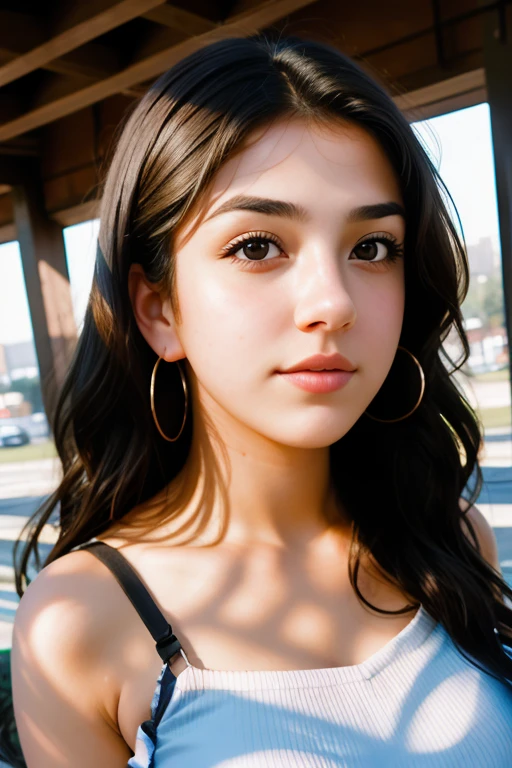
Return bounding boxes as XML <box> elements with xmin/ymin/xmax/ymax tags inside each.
<box><xmin>353</xmin><ymin>270</ymin><xmax>405</xmax><ymax>381</ymax></box>
<box><xmin>363</xmin><ymin>281</ymin><xmax>404</xmax><ymax>335</ymax></box>
<box><xmin>176</xmin><ymin>264</ymin><xmax>275</xmax><ymax>381</ymax></box>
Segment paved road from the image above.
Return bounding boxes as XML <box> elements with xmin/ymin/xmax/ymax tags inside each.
<box><xmin>453</xmin><ymin>373</ymin><xmax>511</xmax><ymax>410</ymax></box>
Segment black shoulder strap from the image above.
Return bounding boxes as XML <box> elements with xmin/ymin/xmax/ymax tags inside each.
<box><xmin>77</xmin><ymin>540</ymin><xmax>183</xmax><ymax>665</ymax></box>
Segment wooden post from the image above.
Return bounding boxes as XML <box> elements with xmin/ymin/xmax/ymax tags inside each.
<box><xmin>482</xmin><ymin>3</ymin><xmax>512</xmax><ymax>409</ymax></box>
<box><xmin>9</xmin><ymin>160</ymin><xmax>77</xmax><ymax>422</ymax></box>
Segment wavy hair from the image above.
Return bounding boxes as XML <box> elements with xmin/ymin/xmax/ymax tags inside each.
<box><xmin>3</xmin><ymin>32</ymin><xmax>512</xmax><ymax>766</ymax></box>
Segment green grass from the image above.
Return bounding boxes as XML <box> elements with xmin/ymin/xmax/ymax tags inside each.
<box><xmin>479</xmin><ymin>405</ymin><xmax>512</xmax><ymax>429</ymax></box>
<box><xmin>0</xmin><ymin>439</ymin><xmax>57</xmax><ymax>463</ymax></box>
<box><xmin>473</xmin><ymin>367</ymin><xmax>510</xmax><ymax>383</ymax></box>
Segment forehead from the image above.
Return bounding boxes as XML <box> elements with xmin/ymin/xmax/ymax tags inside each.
<box><xmin>179</xmin><ymin>117</ymin><xmax>402</xmax><ymax>239</ymax></box>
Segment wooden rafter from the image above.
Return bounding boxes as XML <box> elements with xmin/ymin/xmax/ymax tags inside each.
<box><xmin>0</xmin><ymin>39</ymin><xmax>143</xmax><ymax>99</ymax></box>
<box><xmin>141</xmin><ymin>5</ymin><xmax>217</xmax><ymax>36</ymax></box>
<box><xmin>0</xmin><ymin>0</ymin><xmax>317</xmax><ymax>143</ymax></box>
<box><xmin>0</xmin><ymin>0</ymin><xmax>168</xmax><ymax>89</ymax></box>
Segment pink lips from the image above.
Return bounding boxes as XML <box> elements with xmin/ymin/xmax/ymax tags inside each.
<box><xmin>276</xmin><ymin>351</ymin><xmax>357</xmax><ymax>393</ymax></box>
<box><xmin>276</xmin><ymin>370</ymin><xmax>355</xmax><ymax>393</ymax></box>
<box><xmin>280</xmin><ymin>352</ymin><xmax>356</xmax><ymax>374</ymax></box>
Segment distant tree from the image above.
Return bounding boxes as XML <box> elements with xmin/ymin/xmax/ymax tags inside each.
<box><xmin>462</xmin><ymin>271</ymin><xmax>505</xmax><ymax>330</ymax></box>
<box><xmin>483</xmin><ymin>275</ymin><xmax>505</xmax><ymax>329</ymax></box>
<box><xmin>461</xmin><ymin>281</ymin><xmax>482</xmax><ymax>322</ymax></box>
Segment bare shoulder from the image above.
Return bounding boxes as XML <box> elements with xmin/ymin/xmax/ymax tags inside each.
<box><xmin>459</xmin><ymin>497</ymin><xmax>501</xmax><ymax>573</ymax></box>
<box><xmin>11</xmin><ymin>549</ymin><xmax>133</xmax><ymax>767</ymax></box>
<box><xmin>14</xmin><ymin>547</ymin><xmax>123</xmax><ymax>655</ymax></box>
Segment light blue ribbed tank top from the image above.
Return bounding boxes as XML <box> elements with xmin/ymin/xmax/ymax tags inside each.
<box><xmin>127</xmin><ymin>604</ymin><xmax>512</xmax><ymax>767</ymax></box>
<box><xmin>72</xmin><ymin>538</ymin><xmax>512</xmax><ymax>767</ymax></box>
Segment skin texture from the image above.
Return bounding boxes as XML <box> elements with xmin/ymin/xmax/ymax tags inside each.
<box><xmin>130</xmin><ymin>117</ymin><xmax>406</xmax><ymax>550</ymax></box>
<box><xmin>11</xmin><ymin>117</ymin><xmax>501</xmax><ymax>767</ymax></box>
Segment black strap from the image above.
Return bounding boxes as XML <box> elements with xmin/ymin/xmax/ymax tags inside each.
<box><xmin>78</xmin><ymin>541</ymin><xmax>183</xmax><ymax>665</ymax></box>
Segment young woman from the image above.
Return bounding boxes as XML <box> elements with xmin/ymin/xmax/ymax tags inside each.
<box><xmin>6</xmin><ymin>33</ymin><xmax>512</xmax><ymax>768</ymax></box>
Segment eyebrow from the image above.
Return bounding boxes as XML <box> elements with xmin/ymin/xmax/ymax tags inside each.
<box><xmin>203</xmin><ymin>195</ymin><xmax>405</xmax><ymax>224</ymax></box>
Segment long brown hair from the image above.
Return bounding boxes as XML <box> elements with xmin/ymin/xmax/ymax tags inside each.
<box><xmin>4</xmin><ymin>30</ymin><xmax>512</xmax><ymax>767</ymax></box>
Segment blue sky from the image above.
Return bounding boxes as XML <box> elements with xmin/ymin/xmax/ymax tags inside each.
<box><xmin>0</xmin><ymin>102</ymin><xmax>502</xmax><ymax>346</ymax></box>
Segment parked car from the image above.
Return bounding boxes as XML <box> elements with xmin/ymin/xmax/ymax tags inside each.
<box><xmin>0</xmin><ymin>424</ymin><xmax>30</xmax><ymax>447</ymax></box>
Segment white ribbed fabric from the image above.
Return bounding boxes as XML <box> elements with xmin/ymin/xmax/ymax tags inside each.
<box><xmin>128</xmin><ymin>605</ymin><xmax>512</xmax><ymax>767</ymax></box>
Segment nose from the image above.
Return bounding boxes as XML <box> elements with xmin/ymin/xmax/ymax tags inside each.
<box><xmin>293</xmin><ymin>248</ymin><xmax>357</xmax><ymax>333</ymax></box>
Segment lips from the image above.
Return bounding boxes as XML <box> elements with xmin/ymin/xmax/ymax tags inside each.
<box><xmin>278</xmin><ymin>352</ymin><xmax>357</xmax><ymax>374</ymax></box>
<box><xmin>277</xmin><ymin>369</ymin><xmax>355</xmax><ymax>394</ymax></box>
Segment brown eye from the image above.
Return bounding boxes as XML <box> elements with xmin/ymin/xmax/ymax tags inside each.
<box><xmin>242</xmin><ymin>240</ymin><xmax>272</xmax><ymax>260</ymax></box>
<box><xmin>226</xmin><ymin>236</ymin><xmax>282</xmax><ymax>262</ymax></box>
<box><xmin>351</xmin><ymin>240</ymin><xmax>388</xmax><ymax>262</ymax></box>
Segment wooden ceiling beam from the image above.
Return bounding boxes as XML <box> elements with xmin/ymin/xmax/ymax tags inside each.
<box><xmin>40</xmin><ymin>43</ymin><xmax>120</xmax><ymax>81</ymax></box>
<box><xmin>0</xmin><ymin>48</ymin><xmax>144</xmax><ymax>102</ymax></box>
<box><xmin>141</xmin><ymin>5</ymin><xmax>216</xmax><ymax>36</ymax></box>
<box><xmin>0</xmin><ymin>11</ymin><xmax>46</xmax><ymax>55</ymax></box>
<box><xmin>393</xmin><ymin>68</ymin><xmax>486</xmax><ymax>119</ymax></box>
<box><xmin>0</xmin><ymin>40</ymin><xmax>119</xmax><ymax>81</ymax></box>
<box><xmin>0</xmin><ymin>9</ymin><xmax>120</xmax><ymax>80</ymax></box>
<box><xmin>0</xmin><ymin>0</ymin><xmax>168</xmax><ymax>89</ymax></box>
<box><xmin>0</xmin><ymin>94</ymin><xmax>22</xmax><ymax>126</ymax></box>
<box><xmin>41</xmin><ymin>48</ymin><xmax>146</xmax><ymax>97</ymax></box>
<box><xmin>0</xmin><ymin>0</ymin><xmax>317</xmax><ymax>142</ymax></box>
<box><xmin>0</xmin><ymin>138</ymin><xmax>40</xmax><ymax>157</ymax></box>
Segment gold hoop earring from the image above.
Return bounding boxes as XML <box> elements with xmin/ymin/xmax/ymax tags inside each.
<box><xmin>364</xmin><ymin>346</ymin><xmax>425</xmax><ymax>424</ymax></box>
<box><xmin>150</xmin><ymin>357</ymin><xmax>189</xmax><ymax>441</ymax></box>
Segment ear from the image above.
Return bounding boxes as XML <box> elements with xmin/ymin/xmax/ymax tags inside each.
<box><xmin>128</xmin><ymin>263</ymin><xmax>185</xmax><ymax>362</ymax></box>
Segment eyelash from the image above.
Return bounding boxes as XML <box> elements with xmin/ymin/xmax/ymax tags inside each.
<box><xmin>220</xmin><ymin>230</ymin><xmax>404</xmax><ymax>271</ymax></box>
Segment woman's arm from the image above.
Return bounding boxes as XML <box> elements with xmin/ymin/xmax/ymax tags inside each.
<box><xmin>11</xmin><ymin>552</ymin><xmax>133</xmax><ymax>768</ymax></box>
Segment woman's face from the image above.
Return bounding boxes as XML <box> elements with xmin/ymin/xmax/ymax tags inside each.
<box><xmin>167</xmin><ymin>118</ymin><xmax>405</xmax><ymax>449</ymax></box>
